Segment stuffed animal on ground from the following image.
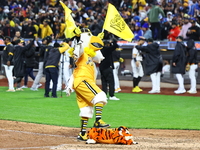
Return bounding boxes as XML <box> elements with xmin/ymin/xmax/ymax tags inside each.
<box><xmin>86</xmin><ymin>126</ymin><xmax>138</xmax><ymax>145</ymax></box>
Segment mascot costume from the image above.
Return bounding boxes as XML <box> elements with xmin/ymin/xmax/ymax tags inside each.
<box><xmin>66</xmin><ymin>28</ymin><xmax>110</xmax><ymax>141</ymax></box>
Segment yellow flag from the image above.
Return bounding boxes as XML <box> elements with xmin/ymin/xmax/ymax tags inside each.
<box><xmin>59</xmin><ymin>1</ymin><xmax>76</xmax><ymax>38</ymax></box>
<box><xmin>103</xmin><ymin>3</ymin><xmax>134</xmax><ymax>42</ymax></box>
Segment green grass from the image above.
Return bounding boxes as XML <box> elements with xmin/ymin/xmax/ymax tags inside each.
<box><xmin>0</xmin><ymin>86</ymin><xmax>200</xmax><ymax>130</ymax></box>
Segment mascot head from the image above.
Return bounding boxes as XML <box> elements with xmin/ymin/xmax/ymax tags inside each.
<box><xmin>79</xmin><ymin>28</ymin><xmax>104</xmax><ymax>62</ymax></box>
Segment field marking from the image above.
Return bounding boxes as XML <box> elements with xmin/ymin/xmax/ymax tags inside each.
<box><xmin>0</xmin><ymin>128</ymin><xmax>67</xmax><ymax>138</ymax></box>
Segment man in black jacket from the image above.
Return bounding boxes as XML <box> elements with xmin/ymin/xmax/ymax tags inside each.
<box><xmin>44</xmin><ymin>42</ymin><xmax>70</xmax><ymax>98</ymax></box>
<box><xmin>2</xmin><ymin>36</ymin><xmax>15</xmax><ymax>92</ymax></box>
<box><xmin>99</xmin><ymin>40</ymin><xmax>120</xmax><ymax>100</ymax></box>
<box><xmin>136</xmin><ymin>38</ymin><xmax>163</xmax><ymax>93</ymax></box>
<box><xmin>186</xmin><ymin>39</ymin><xmax>198</xmax><ymax>94</ymax></box>
<box><xmin>13</xmin><ymin>39</ymin><xmax>35</xmax><ymax>91</ymax></box>
<box><xmin>172</xmin><ymin>36</ymin><xmax>187</xmax><ymax>94</ymax></box>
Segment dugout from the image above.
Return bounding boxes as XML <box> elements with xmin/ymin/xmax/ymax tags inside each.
<box><xmin>0</xmin><ymin>39</ymin><xmax>200</xmax><ymax>84</ymax></box>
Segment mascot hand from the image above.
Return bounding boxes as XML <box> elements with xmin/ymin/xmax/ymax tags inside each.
<box><xmin>119</xmin><ymin>57</ymin><xmax>124</xmax><ymax>63</ymax></box>
<box><xmin>65</xmin><ymin>87</ymin><xmax>72</xmax><ymax>96</ymax></box>
<box><xmin>74</xmin><ymin>27</ymin><xmax>82</xmax><ymax>35</ymax></box>
<box><xmin>185</xmin><ymin>64</ymin><xmax>190</xmax><ymax>71</ymax></box>
<box><xmin>97</xmin><ymin>32</ymin><xmax>104</xmax><ymax>39</ymax></box>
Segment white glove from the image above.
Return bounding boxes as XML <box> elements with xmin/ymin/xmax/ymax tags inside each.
<box><xmin>66</xmin><ymin>75</ymin><xmax>74</xmax><ymax>96</ymax></box>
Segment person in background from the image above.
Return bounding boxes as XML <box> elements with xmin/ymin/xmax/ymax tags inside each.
<box><xmin>136</xmin><ymin>38</ymin><xmax>163</xmax><ymax>93</ymax></box>
<box><xmin>148</xmin><ymin>2</ymin><xmax>165</xmax><ymax>40</ymax></box>
<box><xmin>30</xmin><ymin>37</ymin><xmax>48</xmax><ymax>91</ymax></box>
<box><xmin>44</xmin><ymin>40</ymin><xmax>70</xmax><ymax>98</ymax></box>
<box><xmin>171</xmin><ymin>36</ymin><xmax>187</xmax><ymax>94</ymax></box>
<box><xmin>131</xmin><ymin>37</ymin><xmax>146</xmax><ymax>93</ymax></box>
<box><xmin>13</xmin><ymin>39</ymin><xmax>35</xmax><ymax>91</ymax></box>
<box><xmin>39</xmin><ymin>19</ymin><xmax>53</xmax><ymax>39</ymax></box>
<box><xmin>133</xmin><ymin>22</ymin><xmax>143</xmax><ymax>41</ymax></box>
<box><xmin>112</xmin><ymin>47</ymin><xmax>124</xmax><ymax>93</ymax></box>
<box><xmin>186</xmin><ymin>39</ymin><xmax>198</xmax><ymax>94</ymax></box>
<box><xmin>2</xmin><ymin>20</ymin><xmax>16</xmax><ymax>38</ymax></box>
<box><xmin>162</xmin><ymin>60</ymin><xmax>170</xmax><ymax>75</ymax></box>
<box><xmin>178</xmin><ymin>15</ymin><xmax>191</xmax><ymax>40</ymax></box>
<box><xmin>141</xmin><ymin>22</ymin><xmax>152</xmax><ymax>39</ymax></box>
<box><xmin>186</xmin><ymin>18</ymin><xmax>200</xmax><ymax>41</ymax></box>
<box><xmin>160</xmin><ymin>18</ymin><xmax>171</xmax><ymax>40</ymax></box>
<box><xmin>167</xmin><ymin>22</ymin><xmax>180</xmax><ymax>41</ymax></box>
<box><xmin>99</xmin><ymin>40</ymin><xmax>120</xmax><ymax>100</ymax></box>
<box><xmin>2</xmin><ymin>36</ymin><xmax>15</xmax><ymax>92</ymax></box>
<box><xmin>21</xmin><ymin>40</ymin><xmax>36</xmax><ymax>88</ymax></box>
<box><xmin>57</xmin><ymin>38</ymin><xmax>72</xmax><ymax>91</ymax></box>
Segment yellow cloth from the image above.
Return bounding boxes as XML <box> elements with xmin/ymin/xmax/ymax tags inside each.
<box><xmin>103</xmin><ymin>3</ymin><xmax>134</xmax><ymax>42</ymax></box>
<box><xmin>75</xmin><ymin>79</ymin><xmax>102</xmax><ymax>108</ymax></box>
<box><xmin>39</xmin><ymin>24</ymin><xmax>53</xmax><ymax>38</ymax></box>
<box><xmin>73</xmin><ymin>53</ymin><xmax>96</xmax><ymax>88</ymax></box>
<box><xmin>60</xmin><ymin>1</ymin><xmax>77</xmax><ymax>38</ymax></box>
<box><xmin>10</xmin><ymin>20</ymin><xmax>15</xmax><ymax>27</ymax></box>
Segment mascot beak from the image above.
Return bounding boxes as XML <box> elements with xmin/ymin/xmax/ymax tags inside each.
<box><xmin>89</xmin><ymin>36</ymin><xmax>104</xmax><ymax>51</ymax></box>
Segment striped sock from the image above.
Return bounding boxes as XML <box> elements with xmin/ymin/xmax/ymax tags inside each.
<box><xmin>95</xmin><ymin>103</ymin><xmax>103</xmax><ymax>122</ymax></box>
<box><xmin>80</xmin><ymin>117</ymin><xmax>88</xmax><ymax>136</ymax></box>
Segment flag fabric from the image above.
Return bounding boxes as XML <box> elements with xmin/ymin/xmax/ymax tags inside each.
<box><xmin>103</xmin><ymin>3</ymin><xmax>134</xmax><ymax>42</ymax></box>
<box><xmin>59</xmin><ymin>1</ymin><xmax>76</xmax><ymax>38</ymax></box>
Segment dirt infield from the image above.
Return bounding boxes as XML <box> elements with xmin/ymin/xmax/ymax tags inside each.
<box><xmin>1</xmin><ymin>77</ymin><xmax>200</xmax><ymax>149</ymax></box>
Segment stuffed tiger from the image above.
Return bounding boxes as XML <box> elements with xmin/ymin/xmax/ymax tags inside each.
<box><xmin>86</xmin><ymin>126</ymin><xmax>138</xmax><ymax>145</ymax></box>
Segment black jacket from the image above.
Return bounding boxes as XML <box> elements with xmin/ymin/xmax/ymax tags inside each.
<box><xmin>136</xmin><ymin>42</ymin><xmax>163</xmax><ymax>75</ymax></box>
<box><xmin>186</xmin><ymin>39</ymin><xmax>198</xmax><ymax>65</ymax></box>
<box><xmin>37</xmin><ymin>41</ymin><xmax>47</xmax><ymax>62</ymax></box>
<box><xmin>2</xmin><ymin>43</ymin><xmax>14</xmax><ymax>65</ymax></box>
<box><xmin>13</xmin><ymin>40</ymin><xmax>35</xmax><ymax>77</ymax></box>
<box><xmin>44</xmin><ymin>47</ymin><xmax>61</xmax><ymax>68</ymax></box>
<box><xmin>186</xmin><ymin>25</ymin><xmax>200</xmax><ymax>41</ymax></box>
<box><xmin>171</xmin><ymin>41</ymin><xmax>187</xmax><ymax>74</ymax></box>
<box><xmin>25</xmin><ymin>46</ymin><xmax>36</xmax><ymax>68</ymax></box>
<box><xmin>99</xmin><ymin>41</ymin><xmax>119</xmax><ymax>71</ymax></box>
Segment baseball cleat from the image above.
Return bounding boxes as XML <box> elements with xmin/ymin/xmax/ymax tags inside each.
<box><xmin>93</xmin><ymin>119</ymin><xmax>110</xmax><ymax>128</ymax></box>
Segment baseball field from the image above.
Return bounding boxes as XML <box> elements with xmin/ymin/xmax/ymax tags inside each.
<box><xmin>0</xmin><ymin>78</ymin><xmax>200</xmax><ymax>150</ymax></box>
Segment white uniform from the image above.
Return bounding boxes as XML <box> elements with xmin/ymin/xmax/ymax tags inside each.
<box><xmin>57</xmin><ymin>52</ymin><xmax>71</xmax><ymax>91</ymax></box>
<box><xmin>131</xmin><ymin>47</ymin><xmax>144</xmax><ymax>78</ymax></box>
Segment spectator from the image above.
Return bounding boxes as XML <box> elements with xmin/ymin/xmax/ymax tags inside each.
<box><xmin>2</xmin><ymin>20</ymin><xmax>16</xmax><ymax>38</ymax></box>
<box><xmin>99</xmin><ymin>40</ymin><xmax>120</xmax><ymax>100</ymax></box>
<box><xmin>21</xmin><ymin>40</ymin><xmax>36</xmax><ymax>88</ymax></box>
<box><xmin>0</xmin><ymin>6</ymin><xmax>7</xmax><ymax>20</ymax></box>
<box><xmin>136</xmin><ymin>38</ymin><xmax>163</xmax><ymax>94</ymax></box>
<box><xmin>186</xmin><ymin>39</ymin><xmax>198</xmax><ymax>94</ymax></box>
<box><xmin>171</xmin><ymin>36</ymin><xmax>187</xmax><ymax>94</ymax></box>
<box><xmin>167</xmin><ymin>22</ymin><xmax>180</xmax><ymax>41</ymax></box>
<box><xmin>2</xmin><ymin>36</ymin><xmax>15</xmax><ymax>92</ymax></box>
<box><xmin>186</xmin><ymin>18</ymin><xmax>200</xmax><ymax>41</ymax></box>
<box><xmin>133</xmin><ymin>22</ymin><xmax>143</xmax><ymax>41</ymax></box>
<box><xmin>141</xmin><ymin>22</ymin><xmax>152</xmax><ymax>39</ymax></box>
<box><xmin>39</xmin><ymin>19</ymin><xmax>53</xmax><ymax>39</ymax></box>
<box><xmin>160</xmin><ymin>18</ymin><xmax>171</xmax><ymax>40</ymax></box>
<box><xmin>148</xmin><ymin>3</ymin><xmax>165</xmax><ymax>40</ymax></box>
<box><xmin>178</xmin><ymin>15</ymin><xmax>191</xmax><ymax>40</ymax></box>
<box><xmin>21</xmin><ymin>19</ymin><xmax>36</xmax><ymax>38</ymax></box>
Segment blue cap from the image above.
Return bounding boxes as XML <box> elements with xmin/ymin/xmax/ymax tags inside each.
<box><xmin>142</xmin><ymin>23</ymin><xmax>149</xmax><ymax>28</ymax></box>
<box><xmin>134</xmin><ymin>16</ymin><xmax>140</xmax><ymax>21</ymax></box>
<box><xmin>135</xmin><ymin>22</ymin><xmax>141</xmax><ymax>27</ymax></box>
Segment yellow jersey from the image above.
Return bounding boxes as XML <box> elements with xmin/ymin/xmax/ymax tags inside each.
<box><xmin>73</xmin><ymin>52</ymin><xmax>95</xmax><ymax>88</ymax></box>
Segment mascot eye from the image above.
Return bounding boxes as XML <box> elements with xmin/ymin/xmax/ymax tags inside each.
<box><xmin>91</xmin><ymin>42</ymin><xmax>103</xmax><ymax>49</ymax></box>
<box><xmin>88</xmin><ymin>33</ymin><xmax>91</xmax><ymax>36</ymax></box>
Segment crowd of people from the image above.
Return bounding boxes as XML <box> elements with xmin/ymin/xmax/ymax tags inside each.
<box><xmin>0</xmin><ymin>0</ymin><xmax>200</xmax><ymax>41</ymax></box>
<box><xmin>1</xmin><ymin>0</ymin><xmax>199</xmax><ymax>95</ymax></box>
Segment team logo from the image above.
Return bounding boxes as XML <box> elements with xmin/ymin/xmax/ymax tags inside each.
<box><xmin>110</xmin><ymin>14</ymin><xmax>125</xmax><ymax>32</ymax></box>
